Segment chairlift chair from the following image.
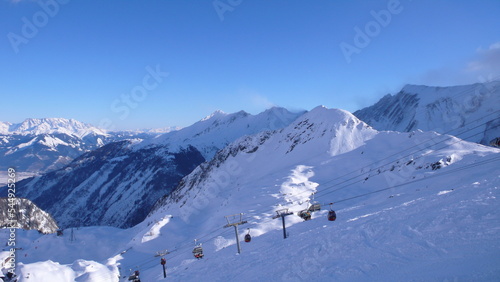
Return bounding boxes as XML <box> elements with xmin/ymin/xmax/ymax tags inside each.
<box><xmin>307</xmin><ymin>193</ymin><xmax>321</xmax><ymax>212</ymax></box>
<box><xmin>298</xmin><ymin>210</ymin><xmax>312</xmax><ymax>221</ymax></box>
<box><xmin>307</xmin><ymin>203</ymin><xmax>321</xmax><ymax>212</ymax></box>
<box><xmin>128</xmin><ymin>270</ymin><xmax>141</xmax><ymax>282</ymax></box>
<box><xmin>192</xmin><ymin>241</ymin><xmax>204</xmax><ymax>259</ymax></box>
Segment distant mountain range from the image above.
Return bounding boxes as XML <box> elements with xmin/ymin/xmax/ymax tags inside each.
<box><xmin>0</xmin><ymin>118</ymin><xmax>167</xmax><ymax>176</ymax></box>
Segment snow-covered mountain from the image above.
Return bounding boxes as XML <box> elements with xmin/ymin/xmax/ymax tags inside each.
<box><xmin>0</xmin><ymin>198</ymin><xmax>58</xmax><ymax>234</ymax></box>
<box><xmin>139</xmin><ymin>107</ymin><xmax>306</xmax><ymax>160</ymax></box>
<box><xmin>4</xmin><ymin>106</ymin><xmax>498</xmax><ymax>281</ymax></box>
<box><xmin>354</xmin><ymin>81</ymin><xmax>500</xmax><ymax>145</ymax></box>
<box><xmin>0</xmin><ymin>118</ymin><xmax>106</xmax><ymax>137</ymax></box>
<box><xmin>0</xmin><ymin>118</ymin><xmax>110</xmax><ymax>175</ymax></box>
<box><xmin>11</xmin><ymin>108</ymin><xmax>303</xmax><ymax>229</ymax></box>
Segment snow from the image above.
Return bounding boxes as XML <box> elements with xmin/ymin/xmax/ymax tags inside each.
<box><xmin>38</xmin><ymin>136</ymin><xmax>70</xmax><ymax>148</ymax></box>
<box><xmin>2</xmin><ymin>106</ymin><xmax>499</xmax><ymax>281</ymax></box>
<box><xmin>1</xmin><ymin>118</ymin><xmax>108</xmax><ymax>137</ymax></box>
<box><xmin>141</xmin><ymin>216</ymin><xmax>172</xmax><ymax>243</ymax></box>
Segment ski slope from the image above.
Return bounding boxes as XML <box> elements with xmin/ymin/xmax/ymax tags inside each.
<box><xmin>2</xmin><ymin>107</ymin><xmax>499</xmax><ymax>281</ymax></box>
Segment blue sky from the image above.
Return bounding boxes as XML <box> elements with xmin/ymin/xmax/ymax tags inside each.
<box><xmin>1</xmin><ymin>0</ymin><xmax>499</xmax><ymax>130</ymax></box>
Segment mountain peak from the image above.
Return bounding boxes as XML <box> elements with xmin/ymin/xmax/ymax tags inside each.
<box><xmin>354</xmin><ymin>81</ymin><xmax>500</xmax><ymax>145</ymax></box>
<box><xmin>200</xmin><ymin>110</ymin><xmax>228</xmax><ymax>121</ymax></box>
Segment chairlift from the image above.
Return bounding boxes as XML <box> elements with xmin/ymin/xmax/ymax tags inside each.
<box><xmin>307</xmin><ymin>192</ymin><xmax>321</xmax><ymax>212</ymax></box>
<box><xmin>192</xmin><ymin>240</ymin><xmax>204</xmax><ymax>259</ymax></box>
<box><xmin>244</xmin><ymin>229</ymin><xmax>251</xmax><ymax>243</ymax></box>
<box><xmin>327</xmin><ymin>203</ymin><xmax>337</xmax><ymax>221</ymax></box>
<box><xmin>128</xmin><ymin>270</ymin><xmax>141</xmax><ymax>282</ymax></box>
<box><xmin>307</xmin><ymin>203</ymin><xmax>321</xmax><ymax>212</ymax></box>
<box><xmin>298</xmin><ymin>210</ymin><xmax>312</xmax><ymax>221</ymax></box>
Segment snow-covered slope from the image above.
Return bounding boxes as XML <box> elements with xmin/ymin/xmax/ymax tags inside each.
<box><xmin>10</xmin><ymin>108</ymin><xmax>303</xmax><ymax>229</ymax></box>
<box><xmin>0</xmin><ymin>198</ymin><xmax>58</xmax><ymax>234</ymax></box>
<box><xmin>4</xmin><ymin>106</ymin><xmax>499</xmax><ymax>281</ymax></box>
<box><xmin>354</xmin><ymin>81</ymin><xmax>500</xmax><ymax>145</ymax></box>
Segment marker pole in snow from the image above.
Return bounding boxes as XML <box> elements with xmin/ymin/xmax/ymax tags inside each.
<box><xmin>273</xmin><ymin>209</ymin><xmax>294</xmax><ymax>239</ymax></box>
<box><xmin>223</xmin><ymin>213</ymin><xmax>248</xmax><ymax>254</ymax></box>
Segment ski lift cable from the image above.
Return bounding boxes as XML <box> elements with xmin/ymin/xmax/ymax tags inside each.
<box><xmin>314</xmin><ymin>81</ymin><xmax>500</xmax><ymax>193</ymax></box>
<box><xmin>308</xmin><ymin>78</ymin><xmax>500</xmax><ymax>193</ymax></box>
<box><xmin>240</xmin><ymin>115</ymin><xmax>499</xmax><ymax>222</ymax></box>
<box><xmin>323</xmin><ymin>155</ymin><xmax>500</xmax><ymax>206</ymax></box>
<box><xmin>243</xmin><ymin>110</ymin><xmax>500</xmax><ymax>219</ymax></box>
<box><xmin>253</xmin><ymin>114</ymin><xmax>499</xmax><ymax>225</ymax></box>
<box><xmin>244</xmin><ymin>119</ymin><xmax>500</xmax><ymax>227</ymax></box>
<box><xmin>314</xmin><ymin>127</ymin><xmax>497</xmax><ymax>201</ymax></box>
<box><xmin>314</xmin><ymin>110</ymin><xmax>500</xmax><ymax>194</ymax></box>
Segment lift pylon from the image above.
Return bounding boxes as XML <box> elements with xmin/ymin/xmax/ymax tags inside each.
<box><xmin>223</xmin><ymin>213</ymin><xmax>248</xmax><ymax>254</ymax></box>
<box><xmin>273</xmin><ymin>208</ymin><xmax>294</xmax><ymax>239</ymax></box>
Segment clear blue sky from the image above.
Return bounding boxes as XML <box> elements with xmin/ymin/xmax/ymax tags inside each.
<box><xmin>1</xmin><ymin>0</ymin><xmax>499</xmax><ymax>130</ymax></box>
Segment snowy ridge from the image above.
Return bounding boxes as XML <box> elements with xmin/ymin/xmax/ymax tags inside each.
<box><xmin>354</xmin><ymin>81</ymin><xmax>500</xmax><ymax>145</ymax></box>
<box><xmin>138</xmin><ymin>107</ymin><xmax>305</xmax><ymax>160</ymax></box>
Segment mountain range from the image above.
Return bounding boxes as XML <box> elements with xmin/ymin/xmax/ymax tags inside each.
<box><xmin>4</xmin><ymin>104</ymin><xmax>498</xmax><ymax>281</ymax></box>
<box><xmin>0</xmin><ymin>118</ymin><xmax>175</xmax><ymax>180</ymax></box>
<box><xmin>10</xmin><ymin>108</ymin><xmax>304</xmax><ymax>228</ymax></box>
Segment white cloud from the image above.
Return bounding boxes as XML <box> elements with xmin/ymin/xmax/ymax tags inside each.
<box><xmin>467</xmin><ymin>42</ymin><xmax>500</xmax><ymax>73</ymax></box>
<box><xmin>416</xmin><ymin>41</ymin><xmax>500</xmax><ymax>86</ymax></box>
